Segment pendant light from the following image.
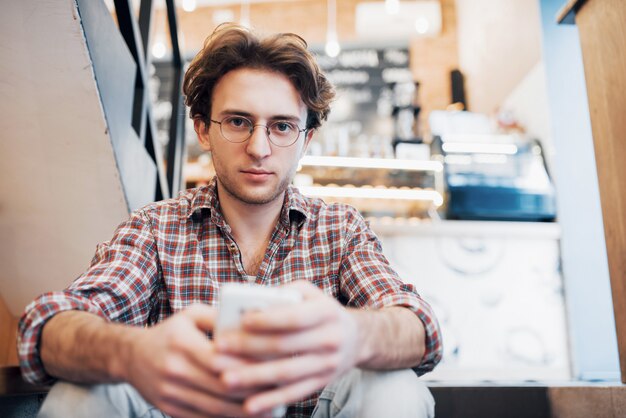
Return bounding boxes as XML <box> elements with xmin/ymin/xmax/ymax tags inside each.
<box><xmin>240</xmin><ymin>0</ymin><xmax>251</xmax><ymax>28</ymax></box>
<box><xmin>325</xmin><ymin>0</ymin><xmax>340</xmax><ymax>57</ymax></box>
<box><xmin>182</xmin><ymin>0</ymin><xmax>196</xmax><ymax>13</ymax></box>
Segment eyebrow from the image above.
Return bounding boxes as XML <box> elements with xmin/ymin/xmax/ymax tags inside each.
<box><xmin>218</xmin><ymin>109</ymin><xmax>303</xmax><ymax>123</ymax></box>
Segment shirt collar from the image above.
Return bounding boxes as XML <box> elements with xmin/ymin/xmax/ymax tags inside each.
<box><xmin>186</xmin><ymin>177</ymin><xmax>309</xmax><ymax>228</ymax></box>
<box><xmin>283</xmin><ymin>185</ymin><xmax>309</xmax><ymax>228</ymax></box>
<box><xmin>185</xmin><ymin>177</ymin><xmax>217</xmax><ymax>219</ymax></box>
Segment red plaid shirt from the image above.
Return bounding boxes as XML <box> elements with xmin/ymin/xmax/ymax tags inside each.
<box><xmin>18</xmin><ymin>178</ymin><xmax>442</xmax><ymax>417</ymax></box>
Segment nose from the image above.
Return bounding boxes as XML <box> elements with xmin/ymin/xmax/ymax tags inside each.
<box><xmin>245</xmin><ymin>124</ymin><xmax>272</xmax><ymax>159</ymax></box>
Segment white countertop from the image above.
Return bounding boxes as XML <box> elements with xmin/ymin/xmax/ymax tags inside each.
<box><xmin>370</xmin><ymin>219</ymin><xmax>561</xmax><ymax>239</ymax></box>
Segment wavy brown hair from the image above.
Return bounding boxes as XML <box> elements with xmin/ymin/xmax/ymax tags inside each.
<box><xmin>183</xmin><ymin>23</ymin><xmax>335</xmax><ymax>130</ymax></box>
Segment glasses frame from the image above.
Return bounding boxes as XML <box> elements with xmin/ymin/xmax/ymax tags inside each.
<box><xmin>209</xmin><ymin>116</ymin><xmax>307</xmax><ymax>148</ymax></box>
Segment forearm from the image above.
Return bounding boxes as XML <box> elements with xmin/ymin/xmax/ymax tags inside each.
<box><xmin>40</xmin><ymin>310</ymin><xmax>140</xmax><ymax>383</ymax></box>
<box><xmin>352</xmin><ymin>306</ymin><xmax>425</xmax><ymax>370</ymax></box>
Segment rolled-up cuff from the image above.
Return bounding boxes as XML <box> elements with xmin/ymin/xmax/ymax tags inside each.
<box><xmin>18</xmin><ymin>292</ymin><xmax>108</xmax><ymax>384</ymax></box>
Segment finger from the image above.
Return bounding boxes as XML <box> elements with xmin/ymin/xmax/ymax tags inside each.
<box><xmin>161</xmin><ymin>319</ymin><xmax>264</xmax><ymax>400</ymax></box>
<box><xmin>169</xmin><ymin>363</ymin><xmax>256</xmax><ymax>401</ymax></box>
<box><xmin>244</xmin><ymin>372</ymin><xmax>335</xmax><ymax>416</ymax></box>
<box><xmin>183</xmin><ymin>303</ymin><xmax>218</xmax><ymax>332</ymax></box>
<box><xmin>169</xmin><ymin>331</ymin><xmax>221</xmax><ymax>378</ymax></box>
<box><xmin>222</xmin><ymin>353</ymin><xmax>338</xmax><ymax>389</ymax></box>
<box><xmin>155</xmin><ymin>350</ymin><xmax>224</xmax><ymax>397</ymax></box>
<box><xmin>156</xmin><ymin>342</ymin><xmax>256</xmax><ymax>400</ymax></box>
<box><xmin>241</xmin><ymin>298</ymin><xmax>338</xmax><ymax>332</ymax></box>
<box><xmin>218</xmin><ymin>322</ymin><xmax>341</xmax><ymax>358</ymax></box>
<box><xmin>171</xmin><ymin>306</ymin><xmax>254</xmax><ymax>376</ymax></box>
<box><xmin>207</xmin><ymin>351</ymin><xmax>258</xmax><ymax>373</ymax></box>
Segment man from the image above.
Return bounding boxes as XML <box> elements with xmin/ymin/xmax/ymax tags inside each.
<box><xmin>18</xmin><ymin>24</ymin><xmax>442</xmax><ymax>418</ymax></box>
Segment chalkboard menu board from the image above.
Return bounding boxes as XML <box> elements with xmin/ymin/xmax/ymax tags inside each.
<box><xmin>312</xmin><ymin>46</ymin><xmax>413</xmax><ymax>151</ymax></box>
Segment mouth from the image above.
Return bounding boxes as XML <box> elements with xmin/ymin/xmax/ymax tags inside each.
<box><xmin>242</xmin><ymin>168</ymin><xmax>273</xmax><ymax>175</ymax></box>
<box><xmin>240</xmin><ymin>168</ymin><xmax>274</xmax><ymax>181</ymax></box>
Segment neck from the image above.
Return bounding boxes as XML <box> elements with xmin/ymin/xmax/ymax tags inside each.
<box><xmin>216</xmin><ymin>182</ymin><xmax>285</xmax><ymax>243</ymax></box>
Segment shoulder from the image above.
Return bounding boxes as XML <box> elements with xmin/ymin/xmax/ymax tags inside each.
<box><xmin>132</xmin><ymin>186</ymin><xmax>211</xmax><ymax>224</ymax></box>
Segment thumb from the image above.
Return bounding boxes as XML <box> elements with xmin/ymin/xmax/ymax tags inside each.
<box><xmin>183</xmin><ymin>303</ymin><xmax>218</xmax><ymax>332</ymax></box>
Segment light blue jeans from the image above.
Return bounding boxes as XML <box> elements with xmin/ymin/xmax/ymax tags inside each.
<box><xmin>38</xmin><ymin>369</ymin><xmax>435</xmax><ymax>418</ymax></box>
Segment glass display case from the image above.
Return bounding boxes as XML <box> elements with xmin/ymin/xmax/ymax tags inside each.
<box><xmin>184</xmin><ymin>153</ymin><xmax>444</xmax><ymax>222</ymax></box>
<box><xmin>294</xmin><ymin>155</ymin><xmax>444</xmax><ymax>221</ymax></box>
<box><xmin>432</xmin><ymin>133</ymin><xmax>556</xmax><ymax>221</ymax></box>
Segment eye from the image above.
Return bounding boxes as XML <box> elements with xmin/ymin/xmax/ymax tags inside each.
<box><xmin>270</xmin><ymin>121</ymin><xmax>296</xmax><ymax>134</ymax></box>
<box><xmin>224</xmin><ymin>116</ymin><xmax>250</xmax><ymax>130</ymax></box>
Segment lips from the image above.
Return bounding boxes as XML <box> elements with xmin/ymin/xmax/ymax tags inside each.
<box><xmin>240</xmin><ymin>168</ymin><xmax>274</xmax><ymax>182</ymax></box>
<box><xmin>242</xmin><ymin>168</ymin><xmax>272</xmax><ymax>175</ymax></box>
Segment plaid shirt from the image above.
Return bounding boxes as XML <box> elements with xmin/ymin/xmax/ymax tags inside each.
<box><xmin>18</xmin><ymin>178</ymin><xmax>442</xmax><ymax>417</ymax></box>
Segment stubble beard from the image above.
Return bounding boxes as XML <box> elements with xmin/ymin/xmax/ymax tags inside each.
<box><xmin>216</xmin><ymin>165</ymin><xmax>296</xmax><ymax>206</ymax></box>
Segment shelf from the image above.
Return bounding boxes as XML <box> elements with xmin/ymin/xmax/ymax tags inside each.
<box><xmin>296</xmin><ymin>156</ymin><xmax>444</xmax><ymax>217</ymax></box>
<box><xmin>368</xmin><ymin>218</ymin><xmax>561</xmax><ymax>238</ymax></box>
<box><xmin>298</xmin><ymin>185</ymin><xmax>443</xmax><ymax>206</ymax></box>
<box><xmin>299</xmin><ymin>155</ymin><xmax>443</xmax><ymax>172</ymax></box>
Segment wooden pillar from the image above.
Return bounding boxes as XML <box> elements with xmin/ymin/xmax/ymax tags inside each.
<box><xmin>561</xmin><ymin>0</ymin><xmax>626</xmax><ymax>382</ymax></box>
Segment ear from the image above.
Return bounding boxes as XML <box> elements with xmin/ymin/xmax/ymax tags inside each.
<box><xmin>194</xmin><ymin>118</ymin><xmax>212</xmax><ymax>152</ymax></box>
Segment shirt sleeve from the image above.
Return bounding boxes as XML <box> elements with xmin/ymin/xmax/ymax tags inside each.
<box><xmin>337</xmin><ymin>207</ymin><xmax>442</xmax><ymax>375</ymax></box>
<box><xmin>17</xmin><ymin>209</ymin><xmax>161</xmax><ymax>384</ymax></box>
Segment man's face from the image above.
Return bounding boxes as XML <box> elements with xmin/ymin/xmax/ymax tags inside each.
<box><xmin>195</xmin><ymin>67</ymin><xmax>313</xmax><ymax>206</ymax></box>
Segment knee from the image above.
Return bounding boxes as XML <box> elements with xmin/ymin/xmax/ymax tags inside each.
<box><xmin>38</xmin><ymin>381</ymin><xmax>145</xmax><ymax>418</ymax></box>
<box><xmin>359</xmin><ymin>369</ymin><xmax>435</xmax><ymax>418</ymax></box>
<box><xmin>38</xmin><ymin>381</ymin><xmax>97</xmax><ymax>418</ymax></box>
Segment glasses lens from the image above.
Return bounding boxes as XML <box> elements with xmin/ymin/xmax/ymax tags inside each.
<box><xmin>268</xmin><ymin>121</ymin><xmax>299</xmax><ymax>146</ymax></box>
<box><xmin>220</xmin><ymin>116</ymin><xmax>252</xmax><ymax>143</ymax></box>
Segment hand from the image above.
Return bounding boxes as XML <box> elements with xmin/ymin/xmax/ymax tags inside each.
<box><xmin>214</xmin><ymin>281</ymin><xmax>364</xmax><ymax>415</ymax></box>
<box><xmin>124</xmin><ymin>303</ymin><xmax>271</xmax><ymax>418</ymax></box>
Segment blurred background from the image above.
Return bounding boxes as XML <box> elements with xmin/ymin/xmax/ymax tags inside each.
<box><xmin>1</xmin><ymin>0</ymin><xmax>621</xmax><ymax>389</ymax></box>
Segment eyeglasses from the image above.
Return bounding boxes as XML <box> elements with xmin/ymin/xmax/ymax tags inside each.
<box><xmin>209</xmin><ymin>115</ymin><xmax>307</xmax><ymax>147</ymax></box>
